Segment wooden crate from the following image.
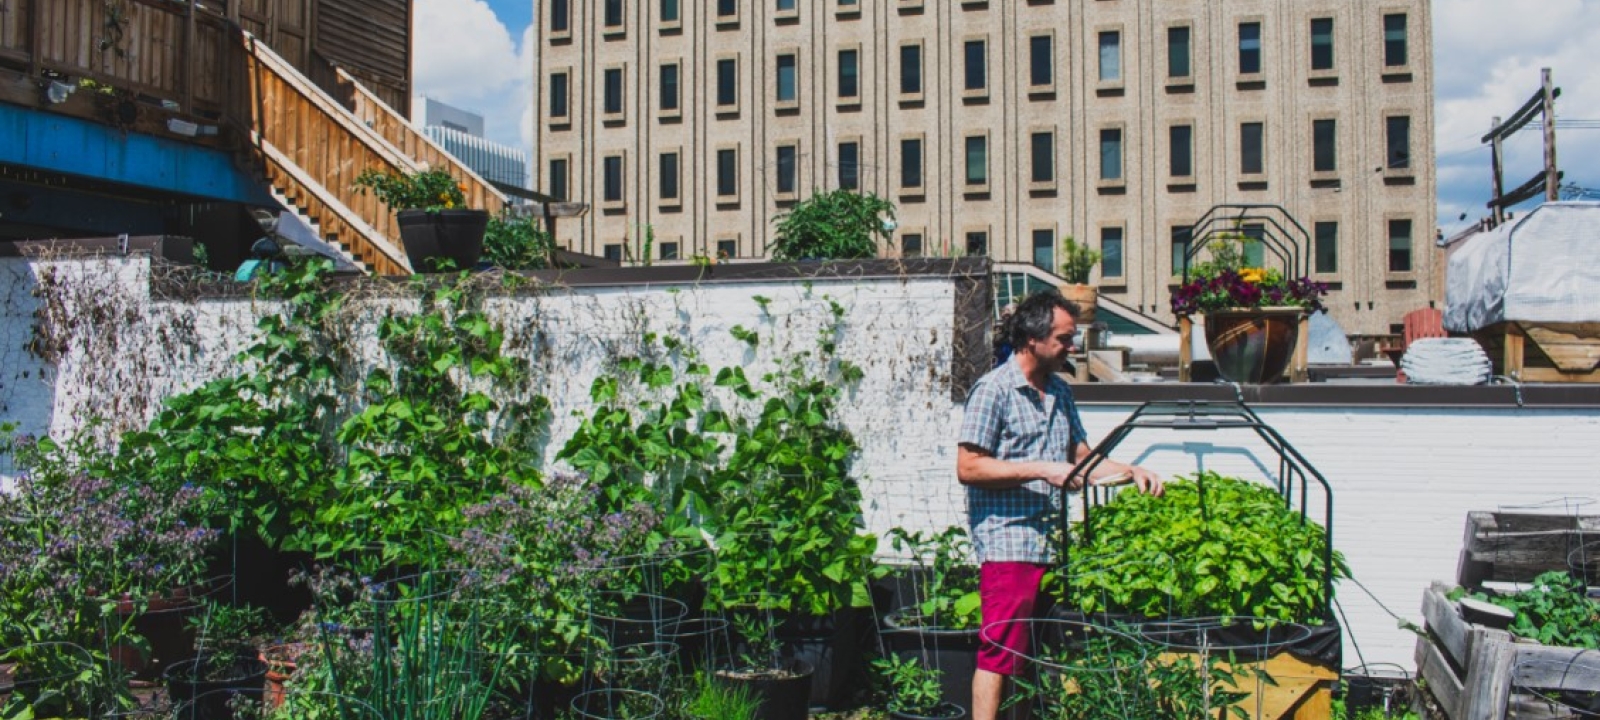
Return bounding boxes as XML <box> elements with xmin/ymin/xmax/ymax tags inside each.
<box><xmin>1414</xmin><ymin>582</ymin><xmax>1600</xmax><ymax>720</ymax></box>
<box><xmin>1473</xmin><ymin>321</ymin><xmax>1600</xmax><ymax>383</ymax></box>
<box><xmin>1159</xmin><ymin>650</ymin><xmax>1337</xmax><ymax>720</ymax></box>
<box><xmin>1455</xmin><ymin>511</ymin><xmax>1600</xmax><ymax>591</ymax></box>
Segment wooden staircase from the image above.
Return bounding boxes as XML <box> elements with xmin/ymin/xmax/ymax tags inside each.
<box><xmin>237</xmin><ymin>31</ymin><xmax>508</xmax><ymax>275</ymax></box>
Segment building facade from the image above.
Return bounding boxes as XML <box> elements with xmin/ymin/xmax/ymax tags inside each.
<box><xmin>533</xmin><ymin>0</ymin><xmax>1436</xmax><ymax>335</ymax></box>
<box><xmin>415</xmin><ymin>96</ymin><xmax>530</xmax><ymax>190</ymax></box>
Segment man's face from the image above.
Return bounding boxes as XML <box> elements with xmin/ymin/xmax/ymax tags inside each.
<box><xmin>1026</xmin><ymin>307</ymin><xmax>1078</xmax><ymax>372</ymax></box>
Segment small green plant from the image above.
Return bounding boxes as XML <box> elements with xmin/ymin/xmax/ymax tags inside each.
<box><xmin>681</xmin><ymin>670</ymin><xmax>761</xmax><ymax>720</ymax></box>
<box><xmin>352</xmin><ymin>167</ymin><xmax>467</xmax><ymax>212</ymax></box>
<box><xmin>729</xmin><ymin>325</ymin><xmax>759</xmax><ymax>347</ymax></box>
<box><xmin>1455</xmin><ymin>571</ymin><xmax>1599</xmax><ymax>649</ymax></box>
<box><xmin>873</xmin><ymin>653</ymin><xmax>948</xmax><ymax>716</ymax></box>
<box><xmin>187</xmin><ymin>600</ymin><xmax>274</xmax><ymax>650</ymax></box>
<box><xmin>729</xmin><ymin>611</ymin><xmax>785</xmax><ymax>675</ymax></box>
<box><xmin>769</xmin><ymin>188</ymin><xmax>896</xmax><ymax>261</ymax></box>
<box><xmin>481</xmin><ymin>215</ymin><xmax>557</xmax><ymax>270</ymax></box>
<box><xmin>1058</xmin><ymin>235</ymin><xmax>1102</xmax><ymax>285</ymax></box>
<box><xmin>886</xmin><ymin>526</ymin><xmax>980</xmax><ymax>630</ymax></box>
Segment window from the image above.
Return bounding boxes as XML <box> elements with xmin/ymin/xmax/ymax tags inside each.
<box><xmin>1313</xmin><ymin>119</ymin><xmax>1337</xmax><ymax>173</ymax></box>
<box><xmin>548</xmin><ymin>158</ymin><xmax>568</xmax><ymax>201</ymax></box>
<box><xmin>901</xmin><ymin>137</ymin><xmax>923</xmax><ymax>189</ymax></box>
<box><xmin>1031</xmin><ymin>230</ymin><xmax>1053</xmax><ymax>272</ymax></box>
<box><xmin>1029</xmin><ymin>35</ymin><xmax>1053</xmax><ymax>88</ymax></box>
<box><xmin>964</xmin><ymin>40</ymin><xmax>987</xmax><ymax>92</ymax></box>
<box><xmin>1310</xmin><ymin>18</ymin><xmax>1334</xmax><ymax>71</ymax></box>
<box><xmin>549</xmin><ymin>72</ymin><xmax>569</xmax><ymax>119</ymax></box>
<box><xmin>776</xmin><ymin>144</ymin><xmax>798</xmax><ymax>196</ymax></box>
<box><xmin>902</xmin><ymin>233</ymin><xmax>923</xmax><ymax>258</ymax></box>
<box><xmin>602</xmin><ymin>155</ymin><xmax>623</xmax><ymax>203</ymax></box>
<box><xmin>660</xmin><ymin>0</ymin><xmax>679</xmax><ymax>23</ymax></box>
<box><xmin>1170</xmin><ymin>124</ymin><xmax>1193</xmax><ymax>178</ymax></box>
<box><xmin>1099</xmin><ymin>128</ymin><xmax>1122</xmax><ymax>181</ymax></box>
<box><xmin>1386</xmin><ymin>116</ymin><xmax>1411</xmax><ymax>170</ymax></box>
<box><xmin>604</xmin><ymin>244</ymin><xmax>623</xmax><ymax>262</ymax></box>
<box><xmin>1314</xmin><ymin>221</ymin><xmax>1338</xmax><ymax>274</ymax></box>
<box><xmin>1240</xmin><ymin>122</ymin><xmax>1264</xmax><ymax>175</ymax></box>
<box><xmin>1388</xmin><ymin>219</ymin><xmax>1412</xmax><ymax>272</ymax></box>
<box><xmin>1384</xmin><ymin>14</ymin><xmax>1408</xmax><ymax>67</ymax></box>
<box><xmin>1101</xmin><ymin>227</ymin><xmax>1124</xmax><ymax>279</ymax></box>
<box><xmin>966</xmin><ymin>231</ymin><xmax>988</xmax><ymax>257</ymax></box>
<box><xmin>716</xmin><ymin>239</ymin><xmax>737</xmax><ymax>259</ymax></box>
<box><xmin>776</xmin><ymin>0</ymin><xmax>795</xmax><ymax>11</ymax></box>
<box><xmin>603</xmin><ymin>67</ymin><xmax>624</xmax><ymax>116</ymax></box>
<box><xmin>660</xmin><ymin>64</ymin><xmax>680</xmax><ymax>113</ymax></box>
<box><xmin>1098</xmin><ymin>31</ymin><xmax>1121</xmax><ymax>82</ymax></box>
<box><xmin>603</xmin><ymin>0</ymin><xmax>623</xmax><ymax>29</ymax></box>
<box><xmin>965</xmin><ymin>135</ymin><xmax>987</xmax><ymax>187</ymax></box>
<box><xmin>716</xmin><ymin>58</ymin><xmax>737</xmax><ymax>108</ymax></box>
<box><xmin>659</xmin><ymin>241</ymin><xmax>679</xmax><ymax>261</ymax></box>
<box><xmin>659</xmin><ymin>151</ymin><xmax>679</xmax><ymax>202</ymax></box>
<box><xmin>776</xmin><ymin>53</ymin><xmax>798</xmax><ymax>104</ymax></box>
<box><xmin>717</xmin><ymin>0</ymin><xmax>736</xmax><ymax>19</ymax></box>
<box><xmin>1241</xmin><ymin>224</ymin><xmax>1266</xmax><ymax>267</ymax></box>
<box><xmin>1171</xmin><ymin>226</ymin><xmax>1193</xmax><ymax>276</ymax></box>
<box><xmin>716</xmin><ymin>148</ymin><xmax>738</xmax><ymax>199</ymax></box>
<box><xmin>1168</xmin><ymin>26</ymin><xmax>1191</xmax><ymax>79</ymax></box>
<box><xmin>838</xmin><ymin>141</ymin><xmax>859</xmax><ymax>190</ymax></box>
<box><xmin>550</xmin><ymin>0</ymin><xmax>569</xmax><ymax>34</ymax></box>
<box><xmin>1239</xmin><ymin>22</ymin><xmax>1261</xmax><ymax>75</ymax></box>
<box><xmin>838</xmin><ymin>49</ymin><xmax>860</xmax><ymax>100</ymax></box>
<box><xmin>1030</xmin><ymin>131</ymin><xmax>1054</xmax><ymax>184</ymax></box>
<box><xmin>900</xmin><ymin>44</ymin><xmax>923</xmax><ymax>96</ymax></box>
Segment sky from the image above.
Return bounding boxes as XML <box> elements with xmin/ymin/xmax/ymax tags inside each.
<box><xmin>412</xmin><ymin>0</ymin><xmax>1600</xmax><ymax>234</ymax></box>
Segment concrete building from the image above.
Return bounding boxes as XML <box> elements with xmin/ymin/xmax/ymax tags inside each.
<box><xmin>415</xmin><ymin>96</ymin><xmax>530</xmax><ymax>191</ymax></box>
<box><xmin>533</xmin><ymin>0</ymin><xmax>1436</xmax><ymax>334</ymax></box>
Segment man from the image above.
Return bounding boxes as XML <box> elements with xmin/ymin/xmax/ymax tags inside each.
<box><xmin>956</xmin><ymin>291</ymin><xmax>1163</xmax><ymax>720</ymax></box>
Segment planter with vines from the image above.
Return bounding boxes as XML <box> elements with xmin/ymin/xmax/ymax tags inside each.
<box><xmin>879</xmin><ymin>526</ymin><xmax>981</xmax><ymax>718</ymax></box>
<box><xmin>353</xmin><ymin>167</ymin><xmax>488</xmax><ymax>272</ymax></box>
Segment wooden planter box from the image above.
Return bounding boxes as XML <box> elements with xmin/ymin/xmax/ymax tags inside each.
<box><xmin>1157</xmin><ymin>650</ymin><xmax>1338</xmax><ymax>720</ymax></box>
<box><xmin>1414</xmin><ymin>582</ymin><xmax>1600</xmax><ymax>720</ymax></box>
<box><xmin>1455</xmin><ymin>511</ymin><xmax>1600</xmax><ymax>591</ymax></box>
<box><xmin>1473</xmin><ymin>321</ymin><xmax>1600</xmax><ymax>383</ymax></box>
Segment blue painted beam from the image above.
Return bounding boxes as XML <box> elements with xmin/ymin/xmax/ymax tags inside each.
<box><xmin>0</xmin><ymin>102</ymin><xmax>276</xmax><ymax>206</ymax></box>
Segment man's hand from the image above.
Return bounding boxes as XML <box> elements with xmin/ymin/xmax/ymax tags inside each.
<box><xmin>1125</xmin><ymin>465</ymin><xmax>1164</xmax><ymax>496</ymax></box>
<box><xmin>1037</xmin><ymin>462</ymin><xmax>1087</xmax><ymax>491</ymax></box>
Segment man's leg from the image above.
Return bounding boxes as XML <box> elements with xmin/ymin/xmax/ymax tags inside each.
<box><xmin>973</xmin><ymin>562</ymin><xmax>1048</xmax><ymax>720</ymax></box>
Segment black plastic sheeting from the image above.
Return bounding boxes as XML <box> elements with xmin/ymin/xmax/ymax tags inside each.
<box><xmin>1043</xmin><ymin>607</ymin><xmax>1343</xmax><ymax>669</ymax></box>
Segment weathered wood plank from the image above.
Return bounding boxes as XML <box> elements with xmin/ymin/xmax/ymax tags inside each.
<box><xmin>1458</xmin><ymin>626</ymin><xmax>1514</xmax><ymax>720</ymax></box>
<box><xmin>1417</xmin><ymin>633</ymin><xmax>1466</xmax><ymax>719</ymax></box>
<box><xmin>1511</xmin><ymin>646</ymin><xmax>1600</xmax><ymax>693</ymax></box>
<box><xmin>1424</xmin><ymin>583</ymin><xmax>1472</xmax><ymax>668</ymax></box>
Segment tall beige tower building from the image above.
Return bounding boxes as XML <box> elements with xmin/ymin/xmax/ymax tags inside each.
<box><xmin>533</xmin><ymin>0</ymin><xmax>1436</xmax><ymax>335</ymax></box>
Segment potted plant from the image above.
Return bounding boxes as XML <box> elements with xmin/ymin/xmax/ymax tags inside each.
<box><xmin>162</xmin><ymin>645</ymin><xmax>268</xmax><ymax>720</ymax></box>
<box><xmin>873</xmin><ymin>653</ymin><xmax>964</xmax><ymax>720</ymax></box>
<box><xmin>353</xmin><ymin>166</ymin><xmax>488</xmax><ymax>272</ymax></box>
<box><xmin>712</xmin><ymin>608</ymin><xmax>814</xmax><ymax>720</ymax></box>
<box><xmin>768</xmin><ymin>188</ymin><xmax>896</xmax><ymax>261</ymax></box>
<box><xmin>1170</xmin><ymin>233</ymin><xmax>1329</xmax><ymax>383</ymax></box>
<box><xmin>880</xmin><ymin>527</ymin><xmax>980</xmax><ymax>718</ymax></box>
<box><xmin>1057</xmin><ymin>235</ymin><xmax>1103</xmax><ymax>325</ymax></box>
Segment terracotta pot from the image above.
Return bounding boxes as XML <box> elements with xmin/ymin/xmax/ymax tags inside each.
<box><xmin>260</xmin><ymin>642</ymin><xmax>310</xmax><ymax>709</ymax></box>
<box><xmin>1203</xmin><ymin>307</ymin><xmax>1305</xmax><ymax>384</ymax></box>
<box><xmin>1058</xmin><ymin>283</ymin><xmax>1098</xmax><ymax>325</ymax></box>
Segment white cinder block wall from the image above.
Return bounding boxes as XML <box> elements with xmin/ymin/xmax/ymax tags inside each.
<box><xmin>3</xmin><ymin>254</ymin><xmax>1599</xmax><ymax>672</ymax></box>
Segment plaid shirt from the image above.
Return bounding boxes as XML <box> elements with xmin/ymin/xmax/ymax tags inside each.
<box><xmin>958</xmin><ymin>358</ymin><xmax>1087</xmax><ymax>564</ymax></box>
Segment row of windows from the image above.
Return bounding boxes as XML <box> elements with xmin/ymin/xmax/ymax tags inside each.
<box><xmin>893</xmin><ymin>219</ymin><xmax>1414</xmax><ymax>279</ymax></box>
<box><xmin>599</xmin><ymin>238</ymin><xmax>745</xmax><ymax>263</ymax></box>
<box><xmin>556</xmin><ymin>0</ymin><xmax>1408</xmax><ymax>80</ymax></box>
<box><xmin>550</xmin><ymin>22</ymin><xmax>1412</xmax><ymax>126</ymax></box>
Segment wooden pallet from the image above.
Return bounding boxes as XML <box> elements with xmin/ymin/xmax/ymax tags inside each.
<box><xmin>1414</xmin><ymin>582</ymin><xmax>1600</xmax><ymax>720</ymax></box>
<box><xmin>1473</xmin><ymin>321</ymin><xmax>1600</xmax><ymax>383</ymax></box>
<box><xmin>1455</xmin><ymin>511</ymin><xmax>1600</xmax><ymax>591</ymax></box>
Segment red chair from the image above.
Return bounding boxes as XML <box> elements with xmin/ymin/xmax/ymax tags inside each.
<box><xmin>1395</xmin><ymin>308</ymin><xmax>1446</xmax><ymax>383</ymax></box>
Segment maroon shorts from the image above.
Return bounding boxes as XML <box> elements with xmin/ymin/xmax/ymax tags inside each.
<box><xmin>976</xmin><ymin>561</ymin><xmax>1049</xmax><ymax>675</ymax></box>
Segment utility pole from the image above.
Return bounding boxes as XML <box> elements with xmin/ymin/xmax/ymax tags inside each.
<box><xmin>1481</xmin><ymin>68</ymin><xmax>1561</xmax><ymax>227</ymax></box>
<box><xmin>1542</xmin><ymin>68</ymin><xmax>1559</xmax><ymax>203</ymax></box>
<box><xmin>1490</xmin><ymin>115</ymin><xmax>1504</xmax><ymax>225</ymax></box>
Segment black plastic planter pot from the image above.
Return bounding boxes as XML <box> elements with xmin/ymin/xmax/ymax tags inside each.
<box><xmin>889</xmin><ymin>703</ymin><xmax>966</xmax><ymax>720</ymax></box>
<box><xmin>713</xmin><ymin>659</ymin><xmax>814</xmax><ymax>720</ymax></box>
<box><xmin>881</xmin><ymin>609</ymin><xmax>979</xmax><ymax>720</ymax></box>
<box><xmin>396</xmin><ymin>208</ymin><xmax>489</xmax><ymax>272</ymax></box>
<box><xmin>164</xmin><ymin>649</ymin><xmax>267</xmax><ymax>720</ymax></box>
<box><xmin>780</xmin><ymin>608</ymin><xmax>869</xmax><ymax>711</ymax></box>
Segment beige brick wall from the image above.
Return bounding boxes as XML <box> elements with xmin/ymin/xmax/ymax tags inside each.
<box><xmin>534</xmin><ymin>0</ymin><xmax>1438</xmax><ymax>336</ymax></box>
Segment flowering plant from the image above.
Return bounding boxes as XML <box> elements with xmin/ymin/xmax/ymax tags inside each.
<box><xmin>1170</xmin><ymin>236</ymin><xmax>1329</xmax><ymax>315</ymax></box>
<box><xmin>352</xmin><ymin>167</ymin><xmax>468</xmax><ymax>212</ymax></box>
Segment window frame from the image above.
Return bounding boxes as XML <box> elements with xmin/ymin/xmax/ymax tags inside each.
<box><xmin>1239</xmin><ymin>120</ymin><xmax>1267</xmax><ymax>179</ymax></box>
<box><xmin>899</xmin><ymin>133</ymin><xmax>925</xmax><ymax>197</ymax></box>
<box><xmin>1385</xmin><ymin>113</ymin><xmax>1412</xmax><ymax>175</ymax></box>
<box><xmin>715</xmin><ymin>54</ymin><xmax>740</xmax><ymax>115</ymax></box>
<box><xmin>715</xmin><ymin>144</ymin><xmax>740</xmax><ymax>205</ymax></box>
<box><xmin>1313</xmin><ymin>220</ymin><xmax>1339</xmax><ymax>276</ymax></box>
<box><xmin>899</xmin><ymin>229</ymin><xmax>925</xmax><ymax>259</ymax></box>
<box><xmin>658</xmin><ymin>148</ymin><xmax>681</xmax><ymax>209</ymax></box>
<box><xmin>1309</xmin><ymin>17</ymin><xmax>1336</xmax><ymax>76</ymax></box>
<box><xmin>601</xmin><ymin>64</ymin><xmax>626</xmax><ymax>123</ymax></box>
<box><xmin>716</xmin><ymin>238</ymin><xmax>739</xmax><ymax>260</ymax></box>
<box><xmin>1168</xmin><ymin>122</ymin><xmax>1194</xmax><ymax>181</ymax></box>
<box><xmin>547</xmin><ymin>68</ymin><xmax>572</xmax><ymax>127</ymax></box>
<box><xmin>1166</xmin><ymin>24</ymin><xmax>1193</xmax><ymax>87</ymax></box>
<box><xmin>1382</xmin><ymin>12</ymin><xmax>1409</xmax><ymax>70</ymax></box>
<box><xmin>1096</xmin><ymin>27</ymin><xmax>1123</xmax><ymax>89</ymax></box>
<box><xmin>837</xmin><ymin>45</ymin><xmax>862</xmax><ymax>107</ymax></box>
<box><xmin>1100</xmin><ymin>226</ymin><xmax>1126</xmax><ymax>281</ymax></box>
<box><xmin>1311</xmin><ymin>116</ymin><xmax>1338</xmax><ymax>177</ymax></box>
<box><xmin>836</xmin><ymin>0</ymin><xmax>861</xmax><ymax>18</ymax></box>
<box><xmin>962</xmin><ymin>35</ymin><xmax>989</xmax><ymax>100</ymax></box>
<box><xmin>774</xmin><ymin>50</ymin><xmax>800</xmax><ymax>110</ymax></box>
<box><xmin>1386</xmin><ymin>217</ymin><xmax>1414</xmax><ymax>276</ymax></box>
<box><xmin>898</xmin><ymin>41</ymin><xmax>925</xmax><ymax>103</ymax></box>
<box><xmin>774</xmin><ymin>0</ymin><xmax>799</xmax><ymax>22</ymax></box>
<box><xmin>715</xmin><ymin>0</ymin><xmax>739</xmax><ymax>28</ymax></box>
<box><xmin>658</xmin><ymin>61</ymin><xmax>681</xmax><ymax>119</ymax></box>
<box><xmin>1098</xmin><ymin>125</ymin><xmax>1125</xmax><ymax>187</ymax></box>
<box><xmin>601</xmin><ymin>152</ymin><xmax>626</xmax><ymax>209</ymax></box>
<box><xmin>1028</xmin><ymin>128</ymin><xmax>1056</xmax><ymax>191</ymax></box>
<box><xmin>602</xmin><ymin>0</ymin><xmax>625</xmax><ymax>37</ymax></box>
<box><xmin>774</xmin><ymin>141</ymin><xmax>801</xmax><ymax>201</ymax></box>
<box><xmin>963</xmin><ymin>133</ymin><xmax>990</xmax><ymax>194</ymax></box>
<box><xmin>547</xmin><ymin>154</ymin><xmax>571</xmax><ymax>203</ymax></box>
<box><xmin>1237</xmin><ymin>19</ymin><xmax>1263</xmax><ymax>80</ymax></box>
<box><xmin>837</xmin><ymin>137</ymin><xmax>862</xmax><ymax>191</ymax></box>
<box><xmin>658</xmin><ymin>0</ymin><xmax>681</xmax><ymax>32</ymax></box>
<box><xmin>1027</xmin><ymin>33</ymin><xmax>1056</xmax><ymax>96</ymax></box>
<box><xmin>548</xmin><ymin>0</ymin><xmax>571</xmax><ymax>41</ymax></box>
<box><xmin>964</xmin><ymin>228</ymin><xmax>989</xmax><ymax>258</ymax></box>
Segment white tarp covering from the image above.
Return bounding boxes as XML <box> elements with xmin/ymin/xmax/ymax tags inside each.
<box><xmin>1444</xmin><ymin>201</ymin><xmax>1600</xmax><ymax>332</ymax></box>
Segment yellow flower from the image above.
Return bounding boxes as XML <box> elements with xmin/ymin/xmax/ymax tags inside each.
<box><xmin>1240</xmin><ymin>268</ymin><xmax>1265</xmax><ymax>284</ymax></box>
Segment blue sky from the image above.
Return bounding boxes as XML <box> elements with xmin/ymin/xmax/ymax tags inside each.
<box><xmin>414</xmin><ymin>0</ymin><xmax>1600</xmax><ymax>234</ymax></box>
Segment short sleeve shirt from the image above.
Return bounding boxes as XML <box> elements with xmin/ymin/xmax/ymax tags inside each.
<box><xmin>958</xmin><ymin>357</ymin><xmax>1088</xmax><ymax>564</ymax></box>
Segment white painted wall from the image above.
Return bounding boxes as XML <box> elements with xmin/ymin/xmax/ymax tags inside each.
<box><xmin>3</xmin><ymin>254</ymin><xmax>1598</xmax><ymax>674</ymax></box>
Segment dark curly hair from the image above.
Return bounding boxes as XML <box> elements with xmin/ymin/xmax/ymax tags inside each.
<box><xmin>1007</xmin><ymin>291</ymin><xmax>1081</xmax><ymax>349</ymax></box>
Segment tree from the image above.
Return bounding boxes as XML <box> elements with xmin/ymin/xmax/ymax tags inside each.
<box><xmin>769</xmin><ymin>189</ymin><xmax>896</xmax><ymax>261</ymax></box>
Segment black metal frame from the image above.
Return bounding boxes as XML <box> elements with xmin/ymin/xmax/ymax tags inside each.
<box><xmin>1180</xmin><ymin>203</ymin><xmax>1313</xmax><ymax>285</ymax></box>
<box><xmin>1057</xmin><ymin>400</ymin><xmax>1337</xmax><ymax>621</ymax></box>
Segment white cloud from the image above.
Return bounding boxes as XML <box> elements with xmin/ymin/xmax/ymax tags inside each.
<box><xmin>1434</xmin><ymin>0</ymin><xmax>1600</xmax><ymax>230</ymax></box>
<box><xmin>411</xmin><ymin>0</ymin><xmax>532</xmax><ymax>156</ymax></box>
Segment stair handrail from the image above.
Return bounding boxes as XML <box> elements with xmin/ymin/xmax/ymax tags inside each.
<box><xmin>252</xmin><ymin>133</ymin><xmax>413</xmax><ymax>273</ymax></box>
<box><xmin>992</xmin><ymin>262</ymin><xmax>1176</xmax><ymax>335</ymax></box>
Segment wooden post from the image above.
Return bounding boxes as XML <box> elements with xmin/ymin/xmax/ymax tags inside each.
<box><xmin>182</xmin><ymin>0</ymin><xmax>196</xmax><ymax>113</ymax></box>
<box><xmin>1542</xmin><ymin>68</ymin><xmax>1559</xmax><ymax>202</ymax></box>
<box><xmin>1490</xmin><ymin>116</ymin><xmax>1505</xmax><ymax>226</ymax></box>
<box><xmin>1178</xmin><ymin>316</ymin><xmax>1193</xmax><ymax>382</ymax></box>
<box><xmin>1503</xmin><ymin>323</ymin><xmax>1525</xmax><ymax>381</ymax></box>
<box><xmin>1292</xmin><ymin>314</ymin><xmax>1310</xmax><ymax>383</ymax></box>
<box><xmin>1458</xmin><ymin>626</ymin><xmax>1515</xmax><ymax>720</ymax></box>
<box><xmin>28</xmin><ymin>0</ymin><xmax>41</xmax><ymax>77</ymax></box>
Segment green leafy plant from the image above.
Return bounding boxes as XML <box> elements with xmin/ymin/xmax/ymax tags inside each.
<box><xmin>188</xmin><ymin>600</ymin><xmax>275</xmax><ymax>650</ymax></box>
<box><xmin>681</xmin><ymin>670</ymin><xmax>761</xmax><ymax>720</ymax></box>
<box><xmin>481</xmin><ymin>215</ymin><xmax>557</xmax><ymax>270</ymax></box>
<box><xmin>1067</xmin><ymin>471</ymin><xmax>1349</xmax><ymax>623</ymax></box>
<box><xmin>1011</xmin><ymin>625</ymin><xmax>1253</xmax><ymax>720</ymax></box>
<box><xmin>873</xmin><ymin>653</ymin><xmax>949</xmax><ymax>716</ymax></box>
<box><xmin>728</xmin><ymin>610</ymin><xmax>786</xmax><ymax>675</ymax></box>
<box><xmin>1455</xmin><ymin>571</ymin><xmax>1599</xmax><ymax>649</ymax></box>
<box><xmin>353</xmin><ymin>167</ymin><xmax>468</xmax><ymax>212</ymax></box>
<box><xmin>886</xmin><ymin>526</ymin><xmax>980</xmax><ymax>631</ymax></box>
<box><xmin>769</xmin><ymin>188</ymin><xmax>895</xmax><ymax>261</ymax></box>
<box><xmin>1058</xmin><ymin>235</ymin><xmax>1103</xmax><ymax>285</ymax></box>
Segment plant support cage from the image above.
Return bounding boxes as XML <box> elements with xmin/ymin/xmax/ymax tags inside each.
<box><xmin>1058</xmin><ymin>400</ymin><xmax>1338</xmax><ymax>621</ymax></box>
